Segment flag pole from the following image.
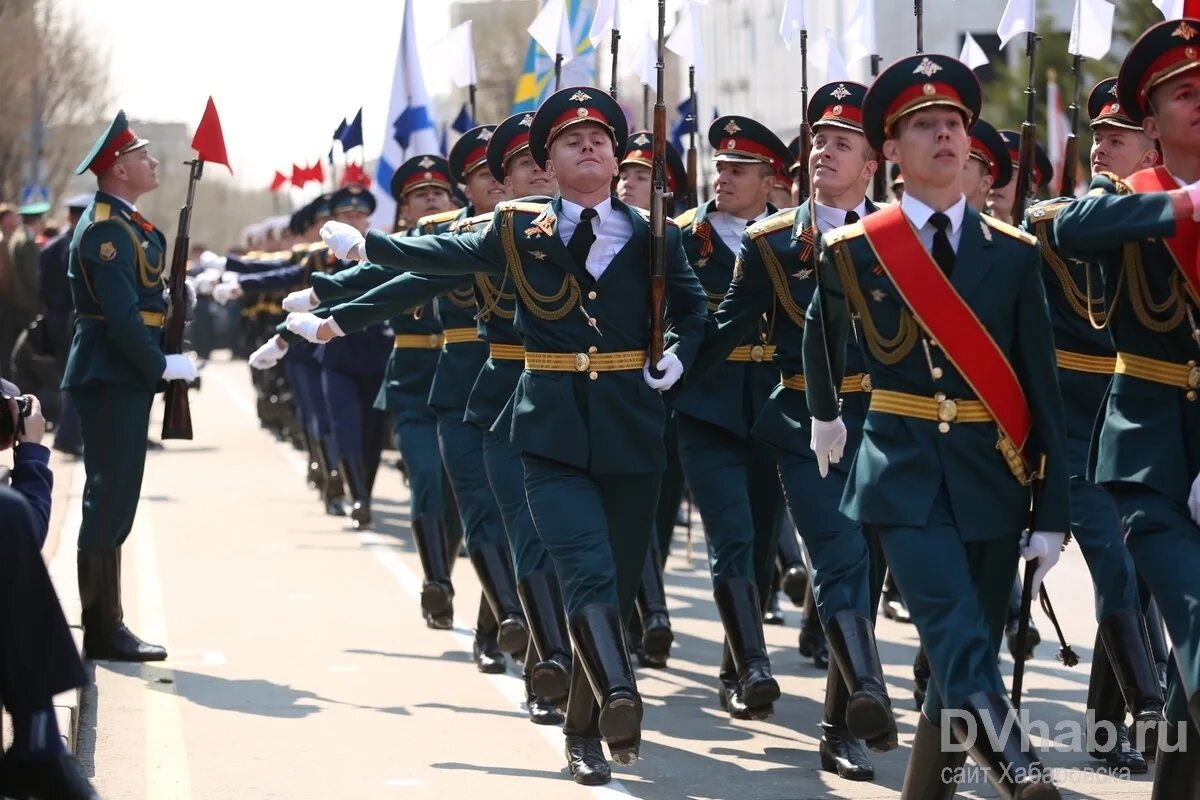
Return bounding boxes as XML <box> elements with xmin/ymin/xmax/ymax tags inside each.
<box><xmin>469</xmin><ymin>83</ymin><xmax>477</xmax><ymax>126</ymax></box>
<box><xmin>554</xmin><ymin>53</ymin><xmax>564</xmax><ymax>92</ymax></box>
<box><xmin>609</xmin><ymin>24</ymin><xmax>621</xmax><ymax>98</ymax></box>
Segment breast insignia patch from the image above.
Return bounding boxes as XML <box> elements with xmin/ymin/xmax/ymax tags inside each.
<box><xmin>99</xmin><ymin>241</ymin><xmax>117</xmax><ymax>261</ymax></box>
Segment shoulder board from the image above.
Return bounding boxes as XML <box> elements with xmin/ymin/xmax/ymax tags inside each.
<box><xmin>93</xmin><ymin>202</ymin><xmax>111</xmax><ymax>221</ymax></box>
<box><xmin>1089</xmin><ymin>171</ymin><xmax>1133</xmax><ymax>196</ymax></box>
<box><xmin>451</xmin><ymin>212</ymin><xmax>492</xmax><ymax>233</ymax></box>
<box><xmin>416</xmin><ymin>209</ymin><xmax>462</xmax><ymax>228</ymax></box>
<box><xmin>497</xmin><ymin>200</ymin><xmax>550</xmax><ymax>215</ymax></box>
<box><xmin>983</xmin><ymin>214</ymin><xmax>1038</xmax><ymax>245</ymax></box>
<box><xmin>291</xmin><ymin>242</ymin><xmax>311</xmax><ymax>253</ymax></box>
<box><xmin>747</xmin><ymin>209</ymin><xmax>795</xmax><ymax>239</ymax></box>
<box><xmin>1025</xmin><ymin>199</ymin><xmax>1071</xmax><ymax>225</ymax></box>
<box><xmin>673</xmin><ymin>207</ymin><xmax>697</xmax><ymax>228</ymax></box>
<box><xmin>821</xmin><ymin>220</ymin><xmax>865</xmax><ymax>247</ymax></box>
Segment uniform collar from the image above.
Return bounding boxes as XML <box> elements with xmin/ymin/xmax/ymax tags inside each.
<box><xmin>561</xmin><ymin>195</ymin><xmax>614</xmax><ymax>227</ymax></box>
<box><xmin>814</xmin><ymin>198</ymin><xmax>869</xmax><ymax>231</ymax></box>
<box><xmin>901</xmin><ymin>190</ymin><xmax>966</xmax><ymax>234</ymax></box>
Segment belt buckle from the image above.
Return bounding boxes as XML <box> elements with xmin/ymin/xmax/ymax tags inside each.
<box><xmin>860</xmin><ymin>374</ymin><xmax>873</xmax><ymax>393</ymax></box>
<box><xmin>1188</xmin><ymin>364</ymin><xmax>1200</xmax><ymax>389</ymax></box>
<box><xmin>935</xmin><ymin>392</ymin><xmax>956</xmax><ymax>433</ymax></box>
<box><xmin>574</xmin><ymin>352</ymin><xmax>591</xmax><ymax>372</ymax></box>
<box><xmin>429</xmin><ymin>334</ymin><xmax>441</xmax><ymax>348</ymax></box>
<box><xmin>750</xmin><ymin>344</ymin><xmax>765</xmax><ymax>362</ymax></box>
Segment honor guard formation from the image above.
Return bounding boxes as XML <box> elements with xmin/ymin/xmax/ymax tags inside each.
<box><xmin>4</xmin><ymin>3</ymin><xmax>1200</xmax><ymax>799</ymax></box>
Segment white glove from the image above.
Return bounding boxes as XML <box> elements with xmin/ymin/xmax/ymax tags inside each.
<box><xmin>219</xmin><ymin>271</ymin><xmax>240</xmax><ymax>284</ymax></box>
<box><xmin>194</xmin><ymin>267</ymin><xmax>223</xmax><ymax>294</ymax></box>
<box><xmin>249</xmin><ymin>337</ymin><xmax>288</xmax><ymax>370</ymax></box>
<box><xmin>161</xmin><ymin>353</ymin><xmax>199</xmax><ymax>383</ymax></box>
<box><xmin>320</xmin><ymin>221</ymin><xmax>365</xmax><ymax>260</ymax></box>
<box><xmin>810</xmin><ymin>417</ymin><xmax>848</xmax><ymax>478</ymax></box>
<box><xmin>1188</xmin><ymin>472</ymin><xmax>1200</xmax><ymax>526</ymax></box>
<box><xmin>211</xmin><ymin>281</ymin><xmax>242</xmax><ymax>306</ymax></box>
<box><xmin>1020</xmin><ymin>531</ymin><xmax>1066</xmax><ymax>599</ymax></box>
<box><xmin>196</xmin><ymin>250</ymin><xmax>227</xmax><ymax>271</ymax></box>
<box><xmin>643</xmin><ymin>352</ymin><xmax>684</xmax><ymax>392</ymax></box>
<box><xmin>282</xmin><ymin>288</ymin><xmax>319</xmax><ymax>313</ymax></box>
<box><xmin>285</xmin><ymin>312</ymin><xmax>343</xmax><ymax>343</ymax></box>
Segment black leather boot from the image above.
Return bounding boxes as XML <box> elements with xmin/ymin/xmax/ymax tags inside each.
<box><xmin>1145</xmin><ymin>597</ymin><xmax>1170</xmax><ymax>700</ymax></box>
<box><xmin>900</xmin><ymin>711</ymin><xmax>966</xmax><ymax>799</ymax></box>
<box><xmin>824</xmin><ymin>610</ymin><xmax>896</xmax><ymax>751</ymax></box>
<box><xmin>762</xmin><ymin>583</ymin><xmax>786</xmax><ymax>626</ymax></box>
<box><xmin>880</xmin><ymin>570</ymin><xmax>912</xmax><ymax>623</ymax></box>
<box><xmin>1087</xmin><ymin>625</ymin><xmax>1149</xmax><ymax>772</ymax></box>
<box><xmin>79</xmin><ymin>549</ymin><xmax>167</xmax><ymax>662</ymax></box>
<box><xmin>339</xmin><ymin>457</ymin><xmax>372</xmax><ymax>530</ymax></box>
<box><xmin>1152</xmin><ymin>716</ymin><xmax>1200</xmax><ymax>799</ymax></box>
<box><xmin>315</xmin><ymin>436</ymin><xmax>345</xmax><ymax>516</ymax></box>
<box><xmin>524</xmin><ymin>646</ymin><xmax>565</xmax><ymax>726</ymax></box>
<box><xmin>469</xmin><ymin>544</ymin><xmax>529</xmax><ymax>655</ymax></box>
<box><xmin>411</xmin><ymin>515</ymin><xmax>454</xmax><ymax>629</ymax></box>
<box><xmin>517</xmin><ymin>571</ymin><xmax>572</xmax><ymax>707</ymax></box>
<box><xmin>1097</xmin><ymin>610</ymin><xmax>1166</xmax><ymax>757</ymax></box>
<box><xmin>797</xmin><ymin>583</ymin><xmax>829</xmax><ymax>670</ymax></box>
<box><xmin>819</xmin><ymin>667</ymin><xmax>875</xmax><ymax>781</ymax></box>
<box><xmin>948</xmin><ymin>691</ymin><xmax>1060</xmax><ymax>799</ymax></box>
<box><xmin>714</xmin><ymin>578</ymin><xmax>780</xmax><ymax>716</ymax></box>
<box><xmin>635</xmin><ymin>551</ymin><xmax>673</xmax><ymax>668</ymax></box>
<box><xmin>777</xmin><ymin>529</ymin><xmax>809</xmax><ymax>606</ymax></box>
<box><xmin>569</xmin><ymin>604</ymin><xmax>642</xmax><ymax>766</ymax></box>
<box><xmin>717</xmin><ymin>642</ymin><xmax>755</xmax><ymax>720</ymax></box>
<box><xmin>0</xmin><ymin>752</ymin><xmax>101</xmax><ymax>800</ymax></box>
<box><xmin>564</xmin><ymin>654</ymin><xmax>610</xmax><ymax>785</ymax></box>
<box><xmin>914</xmin><ymin>645</ymin><xmax>931</xmax><ymax>710</ymax></box>
<box><xmin>472</xmin><ymin>600</ymin><xmax>506</xmax><ymax>674</ymax></box>
<box><xmin>302</xmin><ymin>430</ymin><xmax>320</xmax><ymax>489</ymax></box>
<box><xmin>1006</xmin><ymin>578</ymin><xmax>1040</xmax><ymax>661</ymax></box>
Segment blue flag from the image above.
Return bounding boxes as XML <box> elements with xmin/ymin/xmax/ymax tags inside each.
<box><xmin>333</xmin><ymin>118</ymin><xmax>348</xmax><ymax>144</ymax></box>
<box><xmin>439</xmin><ymin>123</ymin><xmax>449</xmax><ymax>157</ymax></box>
<box><xmin>670</xmin><ymin>98</ymin><xmax>696</xmax><ymax>153</ymax></box>
<box><xmin>339</xmin><ymin>108</ymin><xmax>364</xmax><ymax>151</ymax></box>
<box><xmin>451</xmin><ymin>104</ymin><xmax>474</xmax><ymax>135</ymax></box>
<box><xmin>393</xmin><ymin>105</ymin><xmax>434</xmax><ymax>150</ymax></box>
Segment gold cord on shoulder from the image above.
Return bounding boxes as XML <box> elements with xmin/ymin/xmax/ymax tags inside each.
<box><xmin>499</xmin><ymin>211</ymin><xmax>579</xmax><ymax>320</ymax></box>
<box><xmin>831</xmin><ymin>243</ymin><xmax>918</xmax><ymax>364</ymax></box>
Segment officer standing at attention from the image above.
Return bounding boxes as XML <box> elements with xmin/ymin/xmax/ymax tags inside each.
<box><xmin>318</xmin><ymin>86</ymin><xmax>708</xmax><ymax>786</ymax></box>
<box><xmin>803</xmin><ymin>55</ymin><xmax>1069</xmax><ymax>798</ymax></box>
<box><xmin>64</xmin><ymin>111</ymin><xmax>198</xmax><ymax>662</ymax></box>
<box><xmin>1053</xmin><ymin>19</ymin><xmax>1200</xmax><ymax>790</ymax></box>
<box><xmin>1023</xmin><ymin>77</ymin><xmax>1166</xmax><ymax>772</ymax></box>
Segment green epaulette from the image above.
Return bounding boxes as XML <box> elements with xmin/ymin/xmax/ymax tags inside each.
<box><xmin>93</xmin><ymin>202</ymin><xmax>112</xmax><ymax>221</ymax></box>
<box><xmin>983</xmin><ymin>214</ymin><xmax>1038</xmax><ymax>245</ymax></box>
<box><xmin>416</xmin><ymin>209</ymin><xmax>462</xmax><ymax>229</ymax></box>
<box><xmin>1026</xmin><ymin>200</ymin><xmax>1071</xmax><ymax>225</ymax></box>
<box><xmin>451</xmin><ymin>212</ymin><xmax>492</xmax><ymax>233</ymax></box>
<box><xmin>821</xmin><ymin>220</ymin><xmax>865</xmax><ymax>247</ymax></box>
<box><xmin>673</xmin><ymin>207</ymin><xmax>698</xmax><ymax>228</ymax></box>
<box><xmin>497</xmin><ymin>200</ymin><xmax>551</xmax><ymax>215</ymax></box>
<box><xmin>747</xmin><ymin>209</ymin><xmax>795</xmax><ymax>239</ymax></box>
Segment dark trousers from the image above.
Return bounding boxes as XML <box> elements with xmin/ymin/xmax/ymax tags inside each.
<box><xmin>393</xmin><ymin>410</ymin><xmax>444</xmax><ymax>521</ymax></box>
<box><xmin>52</xmin><ymin>391</ymin><xmax>83</xmax><ymax>453</ymax></box>
<box><xmin>1071</xmin><ymin>476</ymin><xmax>1141</xmax><ymax>619</ymax></box>
<box><xmin>482</xmin><ymin>428</ymin><xmax>553</xmax><ymax>580</ymax></box>
<box><xmin>676</xmin><ymin>414</ymin><xmax>784</xmax><ymax>589</ymax></box>
<box><xmin>321</xmin><ymin>367</ymin><xmax>387</xmax><ymax>484</ymax></box>
<box><xmin>521</xmin><ymin>454</ymin><xmax>659</xmax><ymax>618</ymax></box>
<box><xmin>879</xmin><ymin>488</ymin><xmax>1019</xmax><ymax>717</ymax></box>
<box><xmin>0</xmin><ymin>487</ymin><xmax>87</xmax><ymax>712</ymax></box>
<box><xmin>71</xmin><ymin>383</ymin><xmax>154</xmax><ymax>550</ymax></box>
<box><xmin>436</xmin><ymin>409</ymin><xmax>506</xmax><ymax>554</ymax></box>
<box><xmin>655</xmin><ymin>413</ymin><xmax>685</xmax><ymax>559</ymax></box>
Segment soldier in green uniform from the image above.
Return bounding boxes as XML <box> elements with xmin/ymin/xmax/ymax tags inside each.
<box><xmin>1023</xmin><ymin>78</ymin><xmax>1166</xmax><ymax>772</ymax></box>
<box><xmin>64</xmin><ymin>111</ymin><xmax>198</xmax><ymax>662</ymax></box>
<box><xmin>317</xmin><ymin>86</ymin><xmax>708</xmax><ymax>785</ymax></box>
<box><xmin>669</xmin><ymin>114</ymin><xmax>789</xmax><ymax>724</ymax></box>
<box><xmin>803</xmin><ymin>55</ymin><xmax>1070</xmax><ymax>798</ymax></box>
<box><xmin>680</xmin><ymin>86</ymin><xmax>898</xmax><ymax>782</ymax></box>
<box><xmin>1052</xmin><ymin>20</ymin><xmax>1200</xmax><ymax>790</ymax></box>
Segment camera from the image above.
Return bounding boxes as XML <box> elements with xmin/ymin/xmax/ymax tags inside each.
<box><xmin>0</xmin><ymin>378</ymin><xmax>31</xmax><ymax>450</ymax></box>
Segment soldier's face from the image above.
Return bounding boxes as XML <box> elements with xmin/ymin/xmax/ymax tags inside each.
<box><xmin>404</xmin><ymin>187</ymin><xmax>452</xmax><ymax>223</ymax></box>
<box><xmin>713</xmin><ymin>161</ymin><xmax>773</xmax><ymax>218</ymax></box>
<box><xmin>987</xmin><ymin>176</ymin><xmax>1016</xmax><ymax>220</ymax></box>
<box><xmin>115</xmin><ymin>148</ymin><xmax>160</xmax><ymax>193</ymax></box>
<box><xmin>959</xmin><ymin>159</ymin><xmax>993</xmax><ymax>211</ymax></box>
<box><xmin>1144</xmin><ymin>73</ymin><xmax>1200</xmax><ymax>153</ymax></box>
<box><xmin>769</xmin><ymin>182</ymin><xmax>792</xmax><ymax>209</ymax></box>
<box><xmin>506</xmin><ymin>152</ymin><xmax>557</xmax><ymax>198</ymax></box>
<box><xmin>546</xmin><ymin>124</ymin><xmax>618</xmax><ymax>193</ymax></box>
<box><xmin>463</xmin><ymin>165</ymin><xmax>512</xmax><ymax>214</ymax></box>
<box><xmin>811</xmin><ymin>129</ymin><xmax>875</xmax><ymax>199</ymax></box>
<box><xmin>884</xmin><ymin>109</ymin><xmax>968</xmax><ymax>191</ymax></box>
<box><xmin>335</xmin><ymin>209</ymin><xmax>370</xmax><ymax>236</ymax></box>
<box><xmin>1091</xmin><ymin>126</ymin><xmax>1159</xmax><ymax>178</ymax></box>
<box><xmin>616</xmin><ymin>164</ymin><xmax>652</xmax><ymax>209</ymax></box>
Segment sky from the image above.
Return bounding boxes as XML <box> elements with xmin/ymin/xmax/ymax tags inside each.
<box><xmin>64</xmin><ymin>0</ymin><xmax>458</xmax><ymax>191</ymax></box>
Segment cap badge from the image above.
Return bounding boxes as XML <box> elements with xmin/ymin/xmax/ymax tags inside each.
<box><xmin>723</xmin><ymin>120</ymin><xmax>742</xmax><ymax>135</ymax></box>
<box><xmin>726</xmin><ymin>138</ymin><xmax>737</xmax><ymax>149</ymax></box>
<box><xmin>1173</xmin><ymin>21</ymin><xmax>1198</xmax><ymax>41</ymax></box>
<box><xmin>914</xmin><ymin>57</ymin><xmax>942</xmax><ymax>77</ymax></box>
<box><xmin>569</xmin><ymin>90</ymin><xmax>593</xmax><ymax>102</ymax></box>
<box><xmin>1108</xmin><ymin>83</ymin><xmax>1118</xmax><ymax>97</ymax></box>
<box><xmin>576</xmin><ymin>107</ymin><xmax>589</xmax><ymax>118</ymax></box>
<box><xmin>632</xmin><ymin>133</ymin><xmax>651</xmax><ymax>146</ymax></box>
<box><xmin>418</xmin><ymin>156</ymin><xmax>435</xmax><ymax>169</ymax></box>
<box><xmin>831</xmin><ymin>84</ymin><xmax>851</xmax><ymax>100</ymax></box>
<box><xmin>1188</xmin><ymin>47</ymin><xmax>1199</xmax><ymax>59</ymax></box>
<box><xmin>1111</xmin><ymin>102</ymin><xmax>1120</xmax><ymax>112</ymax></box>
<box><xmin>832</xmin><ymin>105</ymin><xmax>843</xmax><ymax>116</ymax></box>
<box><xmin>922</xmin><ymin>83</ymin><xmax>936</xmax><ymax>95</ymax></box>
<box><xmin>520</xmin><ymin>114</ymin><xmax>534</xmax><ymax>127</ymax></box>
<box><xmin>424</xmin><ymin>171</ymin><xmax>433</xmax><ymax>179</ymax></box>
<box><xmin>478</xmin><ymin>128</ymin><xmax>494</xmax><ymax>141</ymax></box>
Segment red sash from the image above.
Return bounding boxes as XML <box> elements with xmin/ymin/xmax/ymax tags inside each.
<box><xmin>860</xmin><ymin>205</ymin><xmax>1032</xmax><ymax>450</ymax></box>
<box><xmin>1125</xmin><ymin>167</ymin><xmax>1200</xmax><ymax>304</ymax></box>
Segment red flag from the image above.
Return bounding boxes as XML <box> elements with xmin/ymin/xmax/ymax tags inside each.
<box><xmin>270</xmin><ymin>170</ymin><xmax>288</xmax><ymax>192</ymax></box>
<box><xmin>291</xmin><ymin>163</ymin><xmax>306</xmax><ymax>188</ymax></box>
<box><xmin>191</xmin><ymin>97</ymin><xmax>231</xmax><ymax>173</ymax></box>
<box><xmin>309</xmin><ymin>161</ymin><xmax>325</xmax><ymax>184</ymax></box>
<box><xmin>340</xmin><ymin>162</ymin><xmax>372</xmax><ymax>188</ymax></box>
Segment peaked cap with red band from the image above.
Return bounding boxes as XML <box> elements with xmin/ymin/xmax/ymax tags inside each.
<box><xmin>708</xmin><ymin>115</ymin><xmax>790</xmax><ymax>174</ymax></box>
<box><xmin>1088</xmin><ymin>77</ymin><xmax>1141</xmax><ymax>131</ymax></box>
<box><xmin>75</xmin><ymin>110</ymin><xmax>150</xmax><ymax>176</ymax></box>
<box><xmin>449</xmin><ymin>124</ymin><xmax>498</xmax><ymax>184</ymax></box>
<box><xmin>862</xmin><ymin>54</ymin><xmax>980</xmax><ymax>152</ymax></box>
<box><xmin>487</xmin><ymin>112</ymin><xmax>536</xmax><ymax>181</ymax></box>
<box><xmin>330</xmin><ymin>184</ymin><xmax>376</xmax><ymax>217</ymax></box>
<box><xmin>807</xmin><ymin>81</ymin><xmax>869</xmax><ymax>136</ymax></box>
<box><xmin>529</xmin><ymin>86</ymin><xmax>628</xmax><ymax>169</ymax></box>
<box><xmin>968</xmin><ymin>118</ymin><xmax>1012</xmax><ymax>189</ymax></box>
<box><xmin>389</xmin><ymin>154</ymin><xmax>453</xmax><ymax>203</ymax></box>
<box><xmin>999</xmin><ymin>129</ymin><xmax>1053</xmax><ymax>190</ymax></box>
<box><xmin>620</xmin><ymin>130</ymin><xmax>687</xmax><ymax>194</ymax></box>
<box><xmin>1118</xmin><ymin>18</ymin><xmax>1200</xmax><ymax>124</ymax></box>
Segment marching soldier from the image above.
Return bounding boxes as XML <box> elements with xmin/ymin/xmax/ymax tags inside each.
<box><xmin>1053</xmin><ymin>19</ymin><xmax>1200</xmax><ymax>790</ymax></box>
<box><xmin>65</xmin><ymin>111</ymin><xmax>198</xmax><ymax>661</ymax></box>
<box><xmin>682</xmin><ymin>86</ymin><xmax>897</xmax><ymax>781</ymax></box>
<box><xmin>803</xmin><ymin>55</ymin><xmax>1069</xmax><ymax>798</ymax></box>
<box><xmin>316</xmin><ymin>86</ymin><xmax>708</xmax><ymax>785</ymax></box>
<box><xmin>669</xmin><ymin>114</ymin><xmax>789</xmax><ymax>724</ymax></box>
<box><xmin>1024</xmin><ymin>77</ymin><xmax>1166</xmax><ymax>772</ymax></box>
<box><xmin>989</xmin><ymin>129</ymin><xmax>1053</xmax><ymax>225</ymax></box>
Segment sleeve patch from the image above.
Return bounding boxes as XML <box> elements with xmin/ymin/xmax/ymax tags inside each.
<box><xmin>99</xmin><ymin>241</ymin><xmax>117</xmax><ymax>261</ymax></box>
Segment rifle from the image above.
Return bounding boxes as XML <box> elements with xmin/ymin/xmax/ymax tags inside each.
<box><xmin>914</xmin><ymin>1</ymin><xmax>924</xmax><ymax>54</ymax></box>
<box><xmin>1011</xmin><ymin>30</ymin><xmax>1040</xmax><ymax>226</ymax></box>
<box><xmin>796</xmin><ymin>28</ymin><xmax>812</xmax><ymax>204</ymax></box>
<box><xmin>684</xmin><ymin>66</ymin><xmax>699</xmax><ymax>210</ymax></box>
<box><xmin>1060</xmin><ymin>55</ymin><xmax>1083</xmax><ymax>197</ymax></box>
<box><xmin>161</xmin><ymin>158</ymin><xmax>203</xmax><ymax>440</ymax></box>
<box><xmin>648</xmin><ymin>0</ymin><xmax>669</xmax><ymax>374</ymax></box>
<box><xmin>609</xmin><ymin>21</ymin><xmax>620</xmax><ymax>97</ymax></box>
<box><xmin>870</xmin><ymin>52</ymin><xmax>886</xmax><ymax>203</ymax></box>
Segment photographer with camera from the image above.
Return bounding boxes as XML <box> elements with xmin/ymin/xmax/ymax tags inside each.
<box><xmin>0</xmin><ymin>379</ymin><xmax>100</xmax><ymax>799</ymax></box>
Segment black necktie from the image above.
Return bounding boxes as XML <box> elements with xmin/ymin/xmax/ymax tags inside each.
<box><xmin>844</xmin><ymin>210</ymin><xmax>860</xmax><ymax>225</ymax></box>
<box><xmin>567</xmin><ymin>208</ymin><xmax>598</xmax><ymax>269</ymax></box>
<box><xmin>930</xmin><ymin>212</ymin><xmax>955</xmax><ymax>279</ymax></box>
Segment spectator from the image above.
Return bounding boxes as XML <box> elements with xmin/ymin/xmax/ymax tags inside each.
<box><xmin>0</xmin><ymin>204</ymin><xmax>19</xmax><ymax>378</ymax></box>
<box><xmin>2</xmin><ymin>202</ymin><xmax>47</xmax><ymax>377</ymax></box>
<box><xmin>0</xmin><ymin>381</ymin><xmax>99</xmax><ymax>799</ymax></box>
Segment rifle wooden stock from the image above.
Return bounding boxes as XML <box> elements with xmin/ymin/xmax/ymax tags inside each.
<box><xmin>1012</xmin><ymin>123</ymin><xmax>1036</xmax><ymax>226</ymax></box>
<box><xmin>648</xmin><ymin>0</ymin><xmax>668</xmax><ymax>371</ymax></box>
<box><xmin>1060</xmin><ymin>134</ymin><xmax>1078</xmax><ymax>198</ymax></box>
<box><xmin>161</xmin><ymin>158</ymin><xmax>204</xmax><ymax>440</ymax></box>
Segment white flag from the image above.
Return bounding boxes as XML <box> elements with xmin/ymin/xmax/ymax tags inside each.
<box><xmin>998</xmin><ymin>0</ymin><xmax>1036</xmax><ymax>49</ymax></box>
<box><xmin>1046</xmin><ymin>72</ymin><xmax>1069</xmax><ymax>191</ymax></box>
<box><xmin>960</xmin><ymin>32</ymin><xmax>990</xmax><ymax>70</ymax></box>
<box><xmin>1154</xmin><ymin>0</ymin><xmax>1185</xmax><ymax>19</ymax></box>
<box><xmin>779</xmin><ymin>0</ymin><xmax>806</xmax><ymax>49</ymax></box>
<box><xmin>589</xmin><ymin>0</ymin><xmax>620</xmax><ymax>46</ymax></box>
<box><xmin>1068</xmin><ymin>0</ymin><xmax>1114</xmax><ymax>59</ymax></box>
<box><xmin>844</xmin><ymin>0</ymin><xmax>877</xmax><ymax>63</ymax></box>
<box><xmin>667</xmin><ymin>1</ymin><xmax>705</xmax><ymax>76</ymax></box>
<box><xmin>632</xmin><ymin>31</ymin><xmax>657</xmax><ymax>89</ymax></box>
<box><xmin>528</xmin><ymin>0</ymin><xmax>574</xmax><ymax>63</ymax></box>
<box><xmin>810</xmin><ymin>28</ymin><xmax>850</xmax><ymax>83</ymax></box>
<box><xmin>430</xmin><ymin>21</ymin><xmax>477</xmax><ymax>89</ymax></box>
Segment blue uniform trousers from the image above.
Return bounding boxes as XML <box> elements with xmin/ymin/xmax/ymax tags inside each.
<box><xmin>677</xmin><ymin>414</ymin><xmax>784</xmax><ymax>589</ymax></box>
<box><xmin>878</xmin><ymin>489</ymin><xmax>1020</xmax><ymax>717</ymax></box>
<box><xmin>436</xmin><ymin>409</ymin><xmax>507</xmax><ymax>554</ymax></box>
<box><xmin>288</xmin><ymin>352</ymin><xmax>338</xmax><ymax>461</ymax></box>
<box><xmin>320</xmin><ymin>367</ymin><xmax>387</xmax><ymax>485</ymax></box>
<box><xmin>522</xmin><ymin>454</ymin><xmax>659</xmax><ymax>619</ymax></box>
<box><xmin>1111</xmin><ymin>486</ymin><xmax>1200</xmax><ymax>727</ymax></box>
<box><xmin>392</xmin><ymin>408</ymin><xmax>444</xmax><ymax>521</ymax></box>
<box><xmin>1070</xmin><ymin>476</ymin><xmax>1140</xmax><ymax>620</ymax></box>
<box><xmin>482</xmin><ymin>428</ymin><xmax>553</xmax><ymax>580</ymax></box>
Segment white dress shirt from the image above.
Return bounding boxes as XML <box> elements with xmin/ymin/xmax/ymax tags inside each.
<box><xmin>814</xmin><ymin>199</ymin><xmax>869</xmax><ymax>236</ymax></box>
<box><xmin>708</xmin><ymin>208</ymin><xmax>770</xmax><ymax>254</ymax></box>
<box><xmin>900</xmin><ymin>191</ymin><xmax>967</xmax><ymax>254</ymax></box>
<box><xmin>558</xmin><ymin>196</ymin><xmax>633</xmax><ymax>280</ymax></box>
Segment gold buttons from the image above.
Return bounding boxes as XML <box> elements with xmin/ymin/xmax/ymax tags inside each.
<box><xmin>932</xmin><ymin>366</ymin><xmax>944</xmax><ymax>380</ymax></box>
<box><xmin>750</xmin><ymin>344</ymin><xmax>765</xmax><ymax>362</ymax></box>
<box><xmin>573</xmin><ymin>353</ymin><xmax>590</xmax><ymax>372</ymax></box>
<box><xmin>589</xmin><ymin>371</ymin><xmax>598</xmax><ymax>380</ymax></box>
<box><xmin>1189</xmin><ymin>390</ymin><xmax>1198</xmax><ymax>402</ymax></box>
<box><xmin>587</xmin><ymin>345</ymin><xmax>598</xmax><ymax>354</ymax></box>
<box><xmin>938</xmin><ymin>422</ymin><xmax>950</xmax><ymax>434</ymax></box>
<box><xmin>587</xmin><ymin>290</ymin><xmax>597</xmax><ymax>300</ymax></box>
